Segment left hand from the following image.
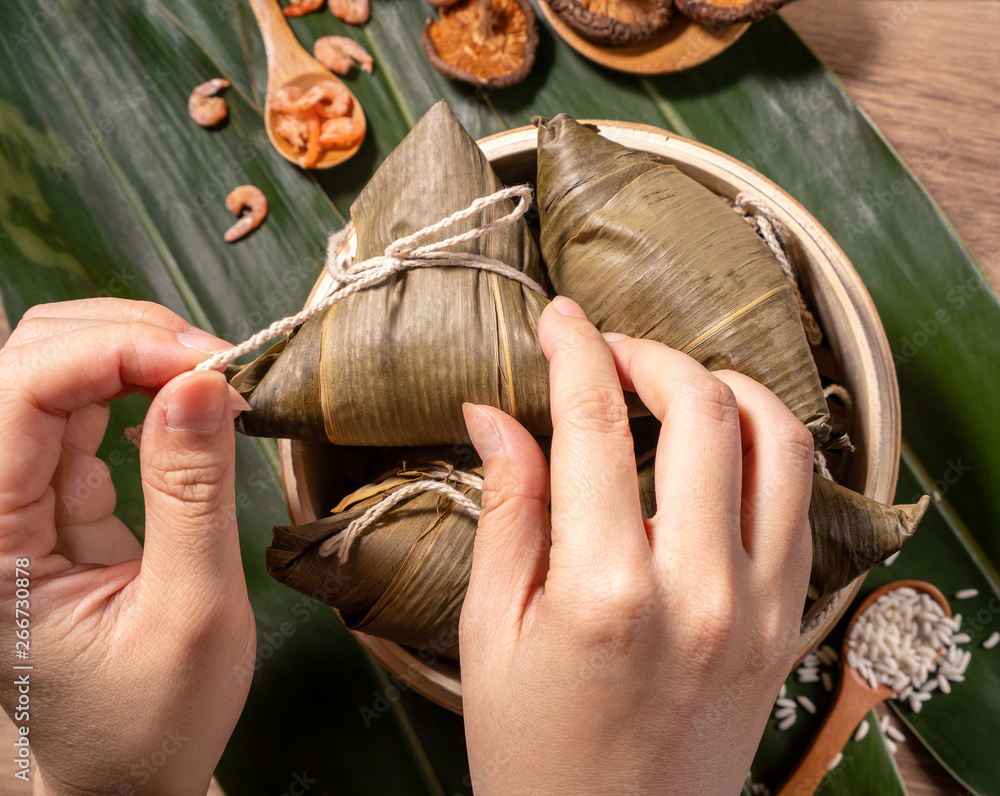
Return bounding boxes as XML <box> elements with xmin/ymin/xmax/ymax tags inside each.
<box><xmin>0</xmin><ymin>299</ymin><xmax>254</xmax><ymax>796</ymax></box>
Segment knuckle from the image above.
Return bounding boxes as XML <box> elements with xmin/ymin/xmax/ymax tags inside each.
<box><xmin>769</xmin><ymin>417</ymin><xmax>815</xmax><ymax>471</ymax></box>
<box><xmin>676</xmin><ymin>374</ymin><xmax>739</xmax><ymax>427</ymax></box>
<box><xmin>558</xmin><ymin>384</ymin><xmax>630</xmax><ymax>437</ymax></box>
<box><xmin>129</xmin><ymin>301</ymin><xmax>188</xmax><ymax>331</ymax></box>
<box><xmin>144</xmin><ymin>453</ymin><xmax>226</xmax><ymax>508</ymax></box>
<box><xmin>567</xmin><ymin>562</ymin><xmax>660</xmax><ymax>644</ymax></box>
<box><xmin>679</xmin><ymin>587</ymin><xmax>740</xmax><ymax>655</ymax></box>
<box><xmin>19</xmin><ymin>302</ymin><xmax>60</xmax><ymax>322</ymax></box>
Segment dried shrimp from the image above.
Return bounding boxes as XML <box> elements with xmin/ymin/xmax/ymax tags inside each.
<box><xmin>314</xmin><ymin>35</ymin><xmax>374</xmax><ymax>75</ymax></box>
<box><xmin>328</xmin><ymin>0</ymin><xmax>370</xmax><ymax>24</ymax></box>
<box><xmin>283</xmin><ymin>0</ymin><xmax>323</xmax><ymax>17</ymax></box>
<box><xmin>188</xmin><ymin>78</ymin><xmax>230</xmax><ymax>127</ymax></box>
<box><xmin>224</xmin><ymin>185</ymin><xmax>268</xmax><ymax>243</ymax></box>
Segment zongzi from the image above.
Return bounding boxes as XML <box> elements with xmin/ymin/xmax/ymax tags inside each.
<box><xmin>231</xmin><ymin>101</ymin><xmax>551</xmax><ymax>446</ymax></box>
<box><xmin>267</xmin><ymin>462</ymin><xmax>481</xmax><ymax>661</ymax></box>
<box><xmin>535</xmin><ymin>113</ymin><xmax>843</xmax><ymax>450</ymax></box>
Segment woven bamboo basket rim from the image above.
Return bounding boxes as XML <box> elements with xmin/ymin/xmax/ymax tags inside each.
<box><xmin>278</xmin><ymin>120</ymin><xmax>901</xmax><ymax>715</ymax></box>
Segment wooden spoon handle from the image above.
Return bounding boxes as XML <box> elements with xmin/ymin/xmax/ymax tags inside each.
<box><xmin>245</xmin><ymin>0</ymin><xmax>302</xmax><ymax>67</ymax></box>
<box><xmin>774</xmin><ymin>685</ymin><xmax>882</xmax><ymax>796</ymax></box>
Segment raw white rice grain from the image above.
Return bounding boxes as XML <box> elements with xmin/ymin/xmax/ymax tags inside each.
<box><xmin>797</xmin><ymin>695</ymin><xmax>817</xmax><ymax>715</ymax></box>
<box><xmin>779</xmin><ymin>683</ymin><xmax>787</xmax><ymax>698</ymax></box>
<box><xmin>952</xmin><ymin>633</ymin><xmax>972</xmax><ymax>645</ymax></box>
<box><xmin>776</xmin><ymin>698</ymin><xmax>797</xmax><ymax>710</ymax></box>
<box><xmin>774</xmin><ymin>707</ymin><xmax>797</xmax><ymax>720</ymax></box>
<box><xmin>954</xmin><ymin>588</ymin><xmax>980</xmax><ymax>600</ymax></box>
<box><xmin>820</xmin><ymin>644</ymin><xmax>839</xmax><ymax>663</ymax></box>
<box><xmin>883</xmin><ymin>551</ymin><xmax>900</xmax><ymax>567</ymax></box>
<box><xmin>828</xmin><ymin>752</ymin><xmax>843</xmax><ymax>771</ymax></box>
<box><xmin>886</xmin><ymin>739</ymin><xmax>899</xmax><ymax>755</ymax></box>
<box><xmin>777</xmin><ymin>714</ymin><xmax>797</xmax><ymax>731</ymax></box>
<box><xmin>822</xmin><ymin>672</ymin><xmax>834</xmax><ymax>692</ymax></box>
<box><xmin>853</xmin><ymin>720</ymin><xmax>870</xmax><ymax>741</ymax></box>
<box><xmin>982</xmin><ymin>631</ymin><xmax>1000</xmax><ymax>650</ymax></box>
<box><xmin>886</xmin><ymin>724</ymin><xmax>906</xmax><ymax>743</ymax></box>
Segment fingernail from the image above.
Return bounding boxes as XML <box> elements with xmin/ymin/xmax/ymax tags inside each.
<box><xmin>228</xmin><ymin>386</ymin><xmax>252</xmax><ymax>418</ymax></box>
<box><xmin>602</xmin><ymin>332</ymin><xmax>631</xmax><ymax>343</ymax></box>
<box><xmin>166</xmin><ymin>371</ymin><xmax>229</xmax><ymax>434</ymax></box>
<box><xmin>462</xmin><ymin>403</ymin><xmax>501</xmax><ymax>461</ymax></box>
<box><xmin>551</xmin><ymin>296</ymin><xmax>587</xmax><ymax>319</ymax></box>
<box><xmin>178</xmin><ymin>326</ymin><xmax>232</xmax><ymax>354</ymax></box>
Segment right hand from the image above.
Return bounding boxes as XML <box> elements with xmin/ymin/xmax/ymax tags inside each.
<box><xmin>460</xmin><ymin>297</ymin><xmax>814</xmax><ymax>795</ymax></box>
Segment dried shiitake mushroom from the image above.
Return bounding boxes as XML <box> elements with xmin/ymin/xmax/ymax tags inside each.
<box><xmin>673</xmin><ymin>0</ymin><xmax>794</xmax><ymax>25</ymax></box>
<box><xmin>421</xmin><ymin>0</ymin><xmax>539</xmax><ymax>88</ymax></box>
<box><xmin>542</xmin><ymin>0</ymin><xmax>672</xmax><ymax>47</ymax></box>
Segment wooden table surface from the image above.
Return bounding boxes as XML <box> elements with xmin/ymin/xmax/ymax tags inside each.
<box><xmin>0</xmin><ymin>2</ymin><xmax>996</xmax><ymax>794</ymax></box>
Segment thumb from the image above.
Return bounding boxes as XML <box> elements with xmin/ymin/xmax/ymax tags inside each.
<box><xmin>138</xmin><ymin>369</ymin><xmax>249</xmax><ymax>608</ymax></box>
<box><xmin>461</xmin><ymin>403</ymin><xmax>550</xmax><ymax>642</ymax></box>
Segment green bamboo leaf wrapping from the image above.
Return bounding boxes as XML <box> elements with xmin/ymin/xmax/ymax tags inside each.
<box><xmin>233</xmin><ymin>101</ymin><xmax>552</xmax><ymax>445</ymax></box>
<box><xmin>535</xmin><ymin>113</ymin><xmax>838</xmax><ymax>449</ymax></box>
<box><xmin>268</xmin><ymin>464</ymin><xmax>481</xmax><ymax>662</ymax></box>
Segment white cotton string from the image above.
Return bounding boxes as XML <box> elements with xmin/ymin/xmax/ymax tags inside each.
<box><xmin>823</xmin><ymin>383</ymin><xmax>853</xmax><ymax>414</ymax></box>
<box><xmin>319</xmin><ymin>472</ymin><xmax>483</xmax><ymax>564</ymax></box>
<box><xmin>196</xmin><ymin>185</ymin><xmax>542</xmax><ymax>372</ymax></box>
<box><xmin>734</xmin><ymin>193</ymin><xmax>824</xmax><ymax>346</ymax></box>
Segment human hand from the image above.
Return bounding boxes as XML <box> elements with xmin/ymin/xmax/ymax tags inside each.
<box><xmin>460</xmin><ymin>297</ymin><xmax>814</xmax><ymax>795</ymax></box>
<box><xmin>0</xmin><ymin>299</ymin><xmax>254</xmax><ymax>796</ymax></box>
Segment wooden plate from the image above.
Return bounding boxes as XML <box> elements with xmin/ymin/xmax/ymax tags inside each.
<box><xmin>536</xmin><ymin>1</ymin><xmax>750</xmax><ymax>75</ymax></box>
<box><xmin>279</xmin><ymin>121</ymin><xmax>901</xmax><ymax>715</ymax></box>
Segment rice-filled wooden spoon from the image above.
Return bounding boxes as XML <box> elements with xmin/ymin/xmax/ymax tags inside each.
<box><xmin>775</xmin><ymin>580</ymin><xmax>951</xmax><ymax>796</ymax></box>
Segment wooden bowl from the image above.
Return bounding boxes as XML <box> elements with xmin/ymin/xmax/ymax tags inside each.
<box><xmin>536</xmin><ymin>2</ymin><xmax>750</xmax><ymax>75</ymax></box>
<box><xmin>278</xmin><ymin>121</ymin><xmax>901</xmax><ymax>715</ymax></box>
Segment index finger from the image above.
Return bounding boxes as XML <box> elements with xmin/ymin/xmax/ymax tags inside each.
<box><xmin>0</xmin><ymin>320</ymin><xmax>229</xmax><ymax>516</ymax></box>
<box><xmin>538</xmin><ymin>298</ymin><xmax>646</xmax><ymax>567</ymax></box>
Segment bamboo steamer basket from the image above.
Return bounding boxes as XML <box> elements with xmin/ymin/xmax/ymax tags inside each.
<box><xmin>278</xmin><ymin>121</ymin><xmax>900</xmax><ymax>715</ymax></box>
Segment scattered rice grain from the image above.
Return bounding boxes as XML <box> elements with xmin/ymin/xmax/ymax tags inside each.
<box><xmin>797</xmin><ymin>695</ymin><xmax>817</xmax><ymax>715</ymax></box>
<box><xmin>828</xmin><ymin>751</ymin><xmax>843</xmax><ymax>771</ymax></box>
<box><xmin>853</xmin><ymin>719</ymin><xmax>870</xmax><ymax>741</ymax></box>
<box><xmin>886</xmin><ymin>723</ymin><xmax>906</xmax><ymax>743</ymax></box>
<box><xmin>954</xmin><ymin>588</ymin><xmax>979</xmax><ymax>600</ymax></box>
<box><xmin>777</xmin><ymin>714</ymin><xmax>797</xmax><ymax>731</ymax></box>
<box><xmin>822</xmin><ymin>672</ymin><xmax>834</xmax><ymax>692</ymax></box>
<box><xmin>982</xmin><ymin>631</ymin><xmax>1000</xmax><ymax>650</ymax></box>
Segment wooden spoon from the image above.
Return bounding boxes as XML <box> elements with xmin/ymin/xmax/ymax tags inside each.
<box><xmin>775</xmin><ymin>580</ymin><xmax>951</xmax><ymax>796</ymax></box>
<box><xmin>246</xmin><ymin>0</ymin><xmax>365</xmax><ymax>169</ymax></box>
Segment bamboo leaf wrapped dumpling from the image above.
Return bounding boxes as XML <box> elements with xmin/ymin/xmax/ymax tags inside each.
<box><xmin>267</xmin><ymin>462</ymin><xmax>481</xmax><ymax>661</ymax></box>
<box><xmin>535</xmin><ymin>114</ymin><xmax>843</xmax><ymax>449</ymax></box>
<box><xmin>231</xmin><ymin>100</ymin><xmax>551</xmax><ymax>446</ymax></box>
<box><xmin>266</xmin><ymin>454</ymin><xmax>927</xmax><ymax>662</ymax></box>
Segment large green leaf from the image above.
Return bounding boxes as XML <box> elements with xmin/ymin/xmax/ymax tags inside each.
<box><xmin>3</xmin><ymin>0</ymin><xmax>998</xmax><ymax>793</ymax></box>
